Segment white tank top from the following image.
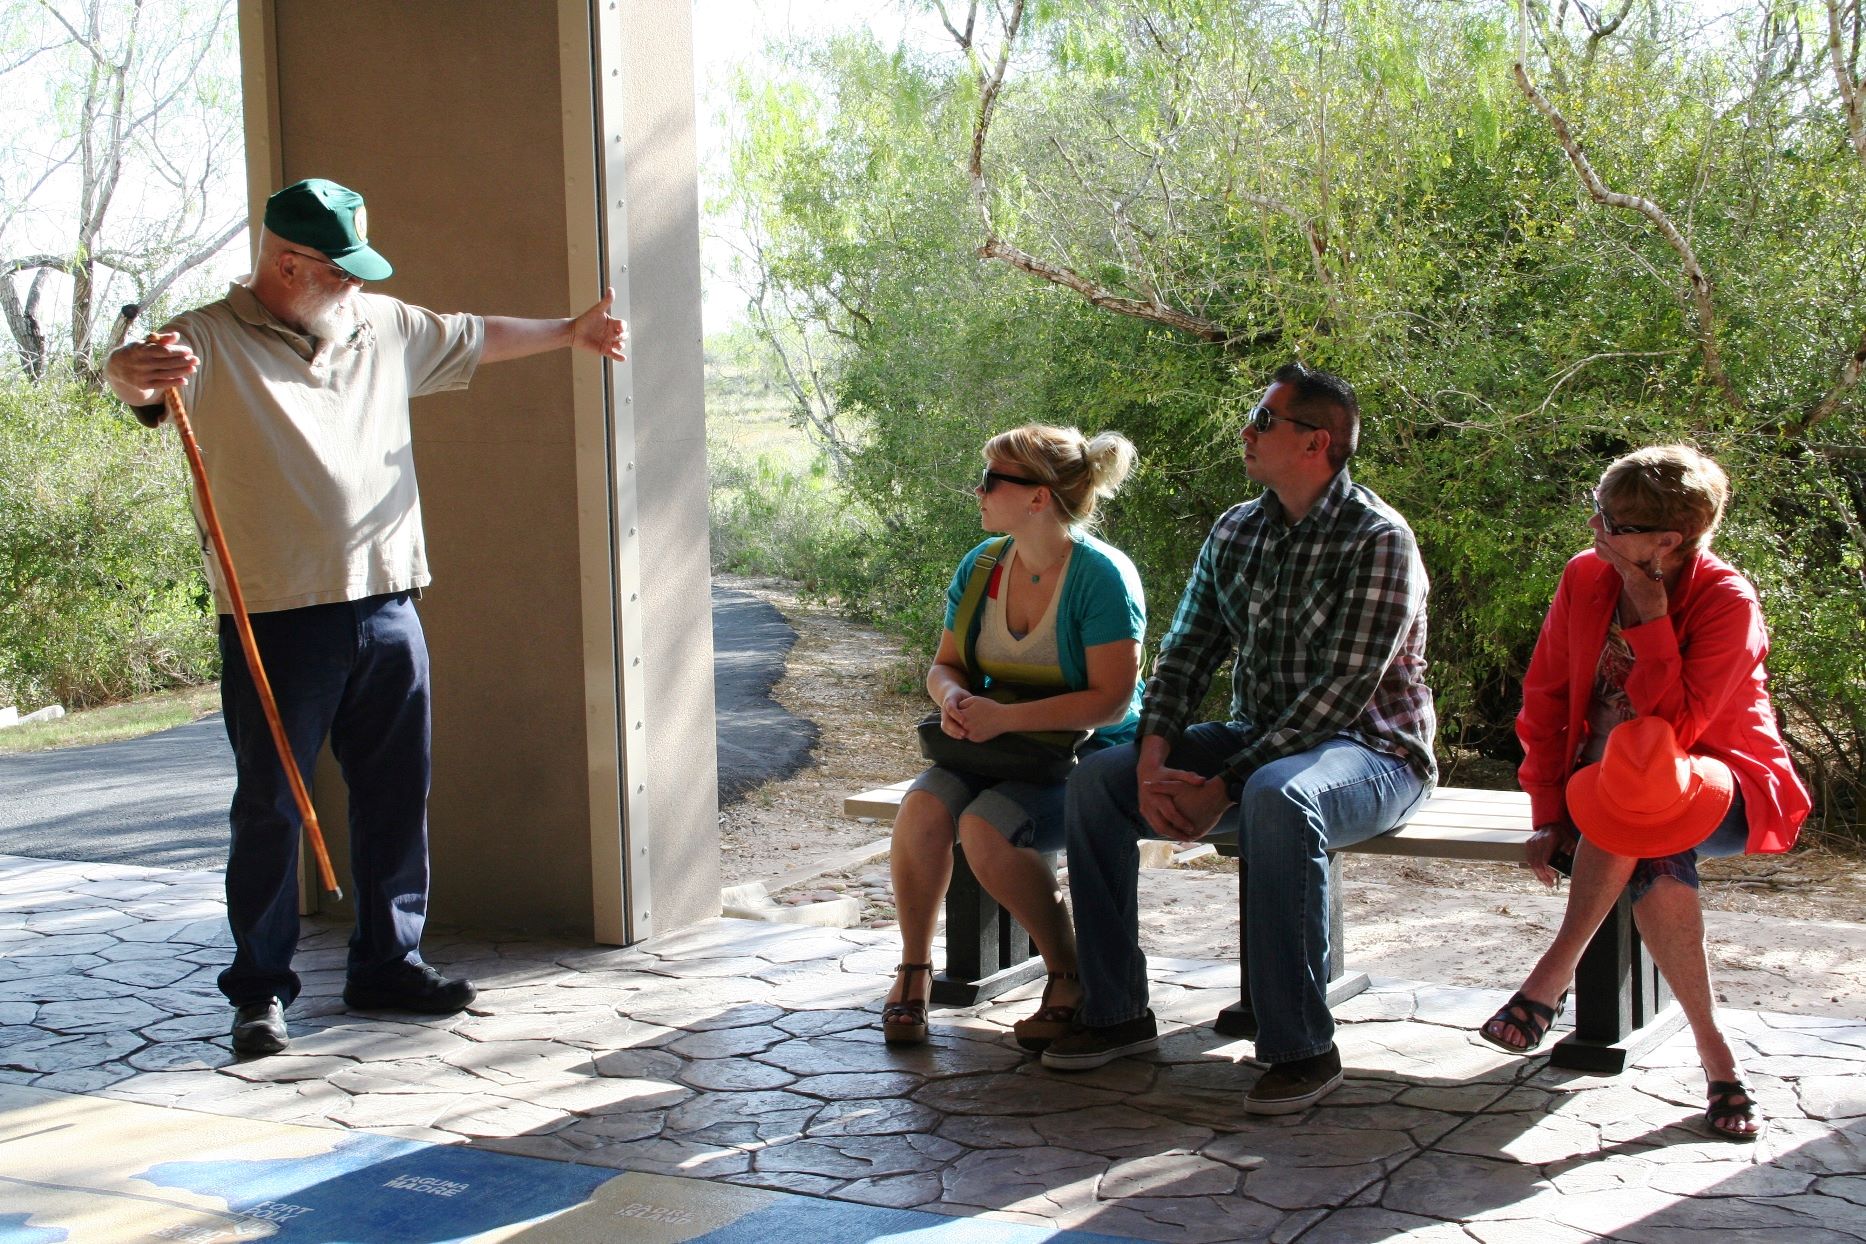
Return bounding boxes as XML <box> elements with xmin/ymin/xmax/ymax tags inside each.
<box><xmin>975</xmin><ymin>548</ymin><xmax>1072</xmax><ymax>688</ymax></box>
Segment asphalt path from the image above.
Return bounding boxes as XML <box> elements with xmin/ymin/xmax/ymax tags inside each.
<box><xmin>0</xmin><ymin>586</ymin><xmax>815</xmax><ymax>871</ymax></box>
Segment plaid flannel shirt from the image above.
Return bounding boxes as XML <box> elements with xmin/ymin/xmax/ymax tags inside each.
<box><xmin>1138</xmin><ymin>469</ymin><xmax>1438</xmax><ymax>783</ymax></box>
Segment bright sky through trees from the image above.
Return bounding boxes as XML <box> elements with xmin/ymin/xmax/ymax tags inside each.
<box><xmin>691</xmin><ymin>0</ymin><xmax>957</xmax><ymax>334</ymax></box>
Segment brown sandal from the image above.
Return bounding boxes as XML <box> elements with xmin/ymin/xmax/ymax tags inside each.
<box><xmin>1012</xmin><ymin>970</ymin><xmax>1080</xmax><ymax>1053</ymax></box>
<box><xmin>882</xmin><ymin>963</ymin><xmax>933</xmax><ymax>1045</ymax></box>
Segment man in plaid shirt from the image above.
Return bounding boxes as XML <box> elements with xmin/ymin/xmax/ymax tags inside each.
<box><xmin>1041</xmin><ymin>362</ymin><xmax>1436</xmax><ymax>1114</ymax></box>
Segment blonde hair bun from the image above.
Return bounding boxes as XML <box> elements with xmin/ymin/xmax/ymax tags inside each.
<box><xmin>982</xmin><ymin>423</ymin><xmax>1137</xmax><ymax>529</ymax></box>
<box><xmin>1084</xmin><ymin>431</ymin><xmax>1137</xmax><ymax>499</ymax></box>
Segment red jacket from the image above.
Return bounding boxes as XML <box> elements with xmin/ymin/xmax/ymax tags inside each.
<box><xmin>1517</xmin><ymin>549</ymin><xmax>1810</xmax><ymax>854</ymax></box>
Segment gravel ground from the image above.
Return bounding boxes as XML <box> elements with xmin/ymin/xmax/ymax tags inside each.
<box><xmin>720</xmin><ymin>573</ymin><xmax>1866</xmax><ymax>1019</ymax></box>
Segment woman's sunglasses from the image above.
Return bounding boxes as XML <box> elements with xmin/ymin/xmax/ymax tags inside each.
<box><xmin>1591</xmin><ymin>490</ymin><xmax>1665</xmax><ymax>536</ymax></box>
<box><xmin>978</xmin><ymin>467</ymin><xmax>1045</xmax><ymax>493</ymax></box>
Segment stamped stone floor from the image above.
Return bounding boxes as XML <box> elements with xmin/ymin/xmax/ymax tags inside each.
<box><xmin>3</xmin><ymin>853</ymin><xmax>1864</xmax><ymax>1243</ymax></box>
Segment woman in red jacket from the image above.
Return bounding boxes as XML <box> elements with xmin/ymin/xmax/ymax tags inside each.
<box><xmin>1480</xmin><ymin>445</ymin><xmax>1810</xmax><ymax>1141</ymax></box>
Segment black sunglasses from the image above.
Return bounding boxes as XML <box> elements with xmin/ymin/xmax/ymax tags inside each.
<box><xmin>978</xmin><ymin>467</ymin><xmax>1045</xmax><ymax>493</ymax></box>
<box><xmin>1246</xmin><ymin>404</ymin><xmax>1322</xmax><ymax>434</ymax></box>
<box><xmin>1591</xmin><ymin>490</ymin><xmax>1666</xmax><ymax>536</ymax></box>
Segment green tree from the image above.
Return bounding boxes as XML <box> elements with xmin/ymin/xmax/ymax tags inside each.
<box><xmin>0</xmin><ymin>0</ymin><xmax>243</xmax><ymax>382</ymax></box>
<box><xmin>0</xmin><ymin>377</ymin><xmax>215</xmax><ymax>707</ymax></box>
<box><xmin>721</xmin><ymin>0</ymin><xmax>1866</xmax><ymax>832</ymax></box>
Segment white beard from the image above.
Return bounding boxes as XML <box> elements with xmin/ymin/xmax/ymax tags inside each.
<box><xmin>298</xmin><ymin>287</ymin><xmax>359</xmax><ymax>346</ymax></box>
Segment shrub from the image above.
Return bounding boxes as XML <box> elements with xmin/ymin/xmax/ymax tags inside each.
<box><xmin>0</xmin><ymin>378</ymin><xmax>217</xmax><ymax>708</ymax></box>
<box><xmin>708</xmin><ymin>446</ymin><xmax>880</xmax><ymax>602</ymax></box>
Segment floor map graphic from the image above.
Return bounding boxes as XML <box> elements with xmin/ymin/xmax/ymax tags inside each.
<box><xmin>0</xmin><ymin>1085</ymin><xmax>1129</xmax><ymax>1243</ymax></box>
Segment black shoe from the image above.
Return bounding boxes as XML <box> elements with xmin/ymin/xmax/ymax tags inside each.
<box><xmin>343</xmin><ymin>961</ymin><xmax>477</xmax><ymax>1014</ymax></box>
<box><xmin>1246</xmin><ymin>1045</ymin><xmax>1343</xmax><ymax>1115</ymax></box>
<box><xmin>231</xmin><ymin>998</ymin><xmax>288</xmax><ymax>1056</ymax></box>
<box><xmin>1039</xmin><ymin>1011</ymin><xmax>1159</xmax><ymax>1070</ymax></box>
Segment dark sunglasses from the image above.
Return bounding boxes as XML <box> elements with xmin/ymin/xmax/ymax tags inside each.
<box><xmin>1591</xmin><ymin>490</ymin><xmax>1665</xmax><ymax>536</ymax></box>
<box><xmin>1246</xmin><ymin>404</ymin><xmax>1322</xmax><ymax>434</ymax></box>
<box><xmin>978</xmin><ymin>467</ymin><xmax>1045</xmax><ymax>493</ymax></box>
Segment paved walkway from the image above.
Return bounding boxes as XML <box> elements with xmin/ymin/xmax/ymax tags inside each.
<box><xmin>3</xmin><ymin>855</ymin><xmax>1862</xmax><ymax>1241</ymax></box>
<box><xmin>0</xmin><ymin>584</ymin><xmax>811</xmax><ymax>870</ymax></box>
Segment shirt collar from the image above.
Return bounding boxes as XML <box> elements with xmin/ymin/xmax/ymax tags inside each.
<box><xmin>1261</xmin><ymin>468</ymin><xmax>1353</xmax><ymax>530</ymax></box>
<box><xmin>225</xmin><ymin>280</ymin><xmax>370</xmax><ymax>359</ymax></box>
<box><xmin>226</xmin><ymin>280</ymin><xmax>282</xmax><ymax>325</ymax></box>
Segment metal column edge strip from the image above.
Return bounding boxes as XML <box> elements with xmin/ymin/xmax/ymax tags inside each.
<box><xmin>590</xmin><ymin>0</ymin><xmax>653</xmax><ymax>943</ymax></box>
<box><xmin>558</xmin><ymin>0</ymin><xmax>628</xmax><ymax>945</ymax></box>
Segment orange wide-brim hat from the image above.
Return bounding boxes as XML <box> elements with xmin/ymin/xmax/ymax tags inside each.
<box><xmin>1566</xmin><ymin>716</ymin><xmax>1736</xmax><ymax>859</ymax></box>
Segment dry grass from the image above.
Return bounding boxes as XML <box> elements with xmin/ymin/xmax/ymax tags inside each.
<box><xmin>0</xmin><ymin>684</ymin><xmax>219</xmax><ymax>755</ymax></box>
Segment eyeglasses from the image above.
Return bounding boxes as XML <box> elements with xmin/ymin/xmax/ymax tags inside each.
<box><xmin>1246</xmin><ymin>404</ymin><xmax>1322</xmax><ymax>434</ymax></box>
<box><xmin>978</xmin><ymin>467</ymin><xmax>1045</xmax><ymax>493</ymax></box>
<box><xmin>1591</xmin><ymin>490</ymin><xmax>1665</xmax><ymax>536</ymax></box>
<box><xmin>284</xmin><ymin>249</ymin><xmax>362</xmax><ymax>283</ymax></box>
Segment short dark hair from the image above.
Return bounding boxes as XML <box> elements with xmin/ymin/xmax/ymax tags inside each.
<box><xmin>1272</xmin><ymin>361</ymin><xmax>1359</xmax><ymax>471</ymax></box>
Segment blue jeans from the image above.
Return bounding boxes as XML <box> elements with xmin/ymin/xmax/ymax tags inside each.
<box><xmin>907</xmin><ymin>766</ymin><xmax>1066</xmax><ymax>851</ymax></box>
<box><xmin>1625</xmin><ymin>788</ymin><xmax>1748</xmax><ymax>904</ymax></box>
<box><xmin>217</xmin><ymin>593</ymin><xmax>433</xmax><ymax>1007</ymax></box>
<box><xmin>1066</xmin><ymin>721</ymin><xmax>1427</xmax><ymax>1064</ymax></box>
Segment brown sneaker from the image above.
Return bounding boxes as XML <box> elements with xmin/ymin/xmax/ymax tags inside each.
<box><xmin>1039</xmin><ymin>1011</ymin><xmax>1158</xmax><ymax>1070</ymax></box>
<box><xmin>1245</xmin><ymin>1045</ymin><xmax>1343</xmax><ymax>1115</ymax></box>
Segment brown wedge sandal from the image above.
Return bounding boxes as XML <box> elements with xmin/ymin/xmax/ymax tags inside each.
<box><xmin>882</xmin><ymin>962</ymin><xmax>933</xmax><ymax>1045</ymax></box>
<box><xmin>1012</xmin><ymin>970</ymin><xmax>1081</xmax><ymax>1053</ymax></box>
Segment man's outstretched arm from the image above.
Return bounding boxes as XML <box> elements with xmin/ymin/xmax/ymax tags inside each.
<box><xmin>482</xmin><ymin>286</ymin><xmax>628</xmax><ymax>364</ymax></box>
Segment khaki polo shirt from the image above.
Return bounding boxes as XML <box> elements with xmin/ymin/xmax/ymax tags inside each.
<box><xmin>160</xmin><ymin>283</ymin><xmax>483</xmax><ymax>614</ymax></box>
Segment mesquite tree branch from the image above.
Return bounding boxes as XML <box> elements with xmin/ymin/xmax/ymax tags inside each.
<box><xmin>1829</xmin><ymin>0</ymin><xmax>1866</xmax><ymax>162</ymax></box>
<box><xmin>102</xmin><ymin>215</ymin><xmax>244</xmax><ymax>352</ymax></box>
<box><xmin>961</xmin><ymin>0</ymin><xmax>1236</xmax><ymax>343</ymax></box>
<box><xmin>1788</xmin><ymin>328</ymin><xmax>1866</xmax><ymax>438</ymax></box>
<box><xmin>1785</xmin><ymin>2</ymin><xmax>1866</xmax><ymax>436</ymax></box>
<box><xmin>932</xmin><ymin>0</ymin><xmax>976</xmax><ymax>52</ymax></box>
<box><xmin>975</xmin><ymin>237</ymin><xmax>1230</xmax><ymax>341</ymax></box>
<box><xmin>1511</xmin><ymin>51</ymin><xmax>1743</xmax><ymax>412</ymax></box>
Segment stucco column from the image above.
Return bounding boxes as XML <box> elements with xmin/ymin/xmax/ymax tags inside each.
<box><xmin>238</xmin><ymin>0</ymin><xmax>718</xmax><ymax>940</ymax></box>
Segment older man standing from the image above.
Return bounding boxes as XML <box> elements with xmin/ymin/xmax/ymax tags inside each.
<box><xmin>104</xmin><ymin>178</ymin><xmax>628</xmax><ymax>1056</ymax></box>
<box><xmin>1044</xmin><ymin>362</ymin><xmax>1436</xmax><ymax>1114</ymax></box>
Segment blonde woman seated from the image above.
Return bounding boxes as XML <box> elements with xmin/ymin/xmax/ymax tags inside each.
<box><xmin>1484</xmin><ymin>445</ymin><xmax>1810</xmax><ymax>1142</ymax></box>
<box><xmin>882</xmin><ymin>425</ymin><xmax>1144</xmax><ymax>1050</ymax></box>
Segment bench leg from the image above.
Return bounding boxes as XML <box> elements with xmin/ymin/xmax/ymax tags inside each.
<box><xmin>929</xmin><ymin>842</ymin><xmax>1052</xmax><ymax>1006</ymax></box>
<box><xmin>1550</xmin><ymin>888</ymin><xmax>1685</xmax><ymax>1073</ymax></box>
<box><xmin>1216</xmin><ymin>852</ymin><xmax>1367</xmax><ymax>1039</ymax></box>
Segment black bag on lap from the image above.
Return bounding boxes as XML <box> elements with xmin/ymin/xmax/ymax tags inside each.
<box><xmin>915</xmin><ymin>537</ymin><xmax>1090</xmax><ymax>784</ymax></box>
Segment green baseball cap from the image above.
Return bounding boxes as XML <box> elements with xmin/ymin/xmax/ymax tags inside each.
<box><xmin>263</xmin><ymin>178</ymin><xmax>393</xmax><ymax>280</ymax></box>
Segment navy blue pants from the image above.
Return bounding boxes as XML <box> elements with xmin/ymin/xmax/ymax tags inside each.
<box><xmin>217</xmin><ymin>593</ymin><xmax>432</xmax><ymax>1007</ymax></box>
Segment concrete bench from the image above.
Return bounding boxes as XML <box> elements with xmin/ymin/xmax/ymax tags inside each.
<box><xmin>842</xmin><ymin>780</ymin><xmax>1685</xmax><ymax>1073</ymax></box>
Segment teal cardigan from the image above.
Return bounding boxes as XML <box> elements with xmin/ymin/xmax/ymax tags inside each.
<box><xmin>942</xmin><ymin>533</ymin><xmax>1147</xmax><ymax>745</ymax></box>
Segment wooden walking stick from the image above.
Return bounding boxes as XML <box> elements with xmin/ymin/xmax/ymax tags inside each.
<box><xmin>153</xmin><ymin>342</ymin><xmax>343</xmax><ymax>899</ymax></box>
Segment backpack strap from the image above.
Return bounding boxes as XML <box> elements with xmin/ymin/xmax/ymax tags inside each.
<box><xmin>952</xmin><ymin>536</ymin><xmax>1012</xmax><ymax>688</ymax></box>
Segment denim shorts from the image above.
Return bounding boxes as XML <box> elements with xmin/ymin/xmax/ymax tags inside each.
<box><xmin>1616</xmin><ymin>787</ymin><xmax>1749</xmax><ymax>904</ymax></box>
<box><xmin>907</xmin><ymin>765</ymin><xmax>1065</xmax><ymax>853</ymax></box>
